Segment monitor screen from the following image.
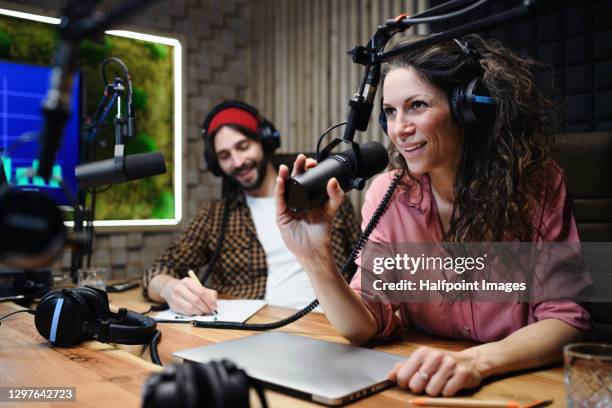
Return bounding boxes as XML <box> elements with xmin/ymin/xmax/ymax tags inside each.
<box><xmin>0</xmin><ymin>60</ymin><xmax>81</xmax><ymax>207</ymax></box>
<box><xmin>0</xmin><ymin>8</ymin><xmax>182</xmax><ymax>227</ymax></box>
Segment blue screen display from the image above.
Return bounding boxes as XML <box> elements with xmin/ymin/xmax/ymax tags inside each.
<box><xmin>0</xmin><ymin>61</ymin><xmax>81</xmax><ymax>206</ymax></box>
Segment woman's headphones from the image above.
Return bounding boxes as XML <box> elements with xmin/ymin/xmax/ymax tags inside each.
<box><xmin>379</xmin><ymin>38</ymin><xmax>495</xmax><ymax>135</ymax></box>
<box><xmin>201</xmin><ymin>101</ymin><xmax>281</xmax><ymax>177</ymax></box>
<box><xmin>142</xmin><ymin>360</ymin><xmax>268</xmax><ymax>408</ymax></box>
<box><xmin>34</xmin><ymin>286</ymin><xmax>157</xmax><ymax>347</ymax></box>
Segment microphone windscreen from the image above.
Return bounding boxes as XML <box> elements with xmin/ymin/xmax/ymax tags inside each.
<box><xmin>342</xmin><ymin>142</ymin><xmax>389</xmax><ymax>179</ymax></box>
<box><xmin>124</xmin><ymin>152</ymin><xmax>166</xmax><ymax>181</ymax></box>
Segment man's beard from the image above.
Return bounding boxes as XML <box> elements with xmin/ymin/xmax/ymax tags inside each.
<box><xmin>228</xmin><ymin>156</ymin><xmax>269</xmax><ymax>191</ymax></box>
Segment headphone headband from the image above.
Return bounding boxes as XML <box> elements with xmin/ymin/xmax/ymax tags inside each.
<box><xmin>453</xmin><ymin>38</ymin><xmax>480</xmax><ymax>59</ymax></box>
<box><xmin>82</xmin><ymin>308</ymin><xmax>157</xmax><ymax>344</ymax></box>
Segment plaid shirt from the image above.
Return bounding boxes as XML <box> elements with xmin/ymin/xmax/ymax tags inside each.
<box><xmin>142</xmin><ymin>191</ymin><xmax>361</xmax><ymax>299</ymax></box>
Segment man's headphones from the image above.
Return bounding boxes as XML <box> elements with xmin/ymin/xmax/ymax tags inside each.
<box><xmin>379</xmin><ymin>38</ymin><xmax>495</xmax><ymax>135</ymax></box>
<box><xmin>142</xmin><ymin>360</ymin><xmax>268</xmax><ymax>408</ymax></box>
<box><xmin>34</xmin><ymin>286</ymin><xmax>157</xmax><ymax>347</ymax></box>
<box><xmin>201</xmin><ymin>101</ymin><xmax>281</xmax><ymax>177</ymax></box>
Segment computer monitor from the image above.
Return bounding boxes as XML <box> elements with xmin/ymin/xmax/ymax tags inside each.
<box><xmin>0</xmin><ymin>7</ymin><xmax>183</xmax><ymax>227</ymax></box>
<box><xmin>0</xmin><ymin>60</ymin><xmax>81</xmax><ymax>207</ymax></box>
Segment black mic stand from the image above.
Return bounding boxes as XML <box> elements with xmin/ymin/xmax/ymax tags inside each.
<box><xmin>69</xmin><ymin>204</ymin><xmax>87</xmax><ymax>283</ymax></box>
<box><xmin>79</xmin><ymin>76</ymin><xmax>131</xmax><ymax>274</ymax></box>
<box><xmin>69</xmin><ymin>81</ymin><xmax>118</xmax><ymax>282</ymax></box>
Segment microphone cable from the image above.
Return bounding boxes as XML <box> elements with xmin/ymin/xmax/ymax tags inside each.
<box><xmin>101</xmin><ymin>57</ymin><xmax>134</xmax><ymax>140</ymax></box>
<box><xmin>0</xmin><ymin>309</ymin><xmax>35</xmax><ymax>327</ymax></box>
<box><xmin>315</xmin><ymin>121</ymin><xmax>347</xmax><ymax>162</ymax></box>
<box><xmin>149</xmin><ymin>330</ymin><xmax>162</xmax><ymax>366</ymax></box>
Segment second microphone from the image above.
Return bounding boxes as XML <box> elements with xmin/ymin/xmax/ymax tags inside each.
<box><xmin>75</xmin><ymin>151</ymin><xmax>166</xmax><ymax>189</ymax></box>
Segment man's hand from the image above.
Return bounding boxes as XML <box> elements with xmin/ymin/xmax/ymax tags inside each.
<box><xmin>388</xmin><ymin>346</ymin><xmax>484</xmax><ymax>397</ymax></box>
<box><xmin>160</xmin><ymin>277</ymin><xmax>218</xmax><ymax>315</ymax></box>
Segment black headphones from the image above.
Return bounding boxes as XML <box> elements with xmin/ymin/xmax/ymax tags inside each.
<box><xmin>142</xmin><ymin>360</ymin><xmax>268</xmax><ymax>408</ymax></box>
<box><xmin>201</xmin><ymin>101</ymin><xmax>280</xmax><ymax>177</ymax></box>
<box><xmin>379</xmin><ymin>38</ymin><xmax>495</xmax><ymax>135</ymax></box>
<box><xmin>34</xmin><ymin>286</ymin><xmax>157</xmax><ymax>347</ymax></box>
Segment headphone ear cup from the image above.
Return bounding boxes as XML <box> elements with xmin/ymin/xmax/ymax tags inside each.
<box><xmin>220</xmin><ymin>360</ymin><xmax>251</xmax><ymax>408</ymax></box>
<box><xmin>259</xmin><ymin>118</ymin><xmax>281</xmax><ymax>154</ymax></box>
<box><xmin>378</xmin><ymin>98</ymin><xmax>388</xmax><ymax>135</ymax></box>
<box><xmin>379</xmin><ymin>110</ymin><xmax>388</xmax><ymax>135</ymax></box>
<box><xmin>450</xmin><ymin>86</ymin><xmax>466</xmax><ymax>128</ymax></box>
<box><xmin>142</xmin><ymin>364</ymin><xmax>180</xmax><ymax>408</ymax></box>
<box><xmin>34</xmin><ymin>289</ymin><xmax>88</xmax><ymax>347</ymax></box>
<box><xmin>451</xmin><ymin>77</ymin><xmax>494</xmax><ymax>133</ymax></box>
<box><xmin>141</xmin><ymin>361</ymin><xmax>254</xmax><ymax>408</ymax></box>
<box><xmin>177</xmin><ymin>364</ymin><xmax>199</xmax><ymax>408</ymax></box>
<box><xmin>72</xmin><ymin>287</ymin><xmax>110</xmax><ymax>321</ymax></box>
<box><xmin>199</xmin><ymin>361</ymin><xmax>228</xmax><ymax>408</ymax></box>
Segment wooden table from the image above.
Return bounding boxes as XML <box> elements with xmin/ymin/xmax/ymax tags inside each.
<box><xmin>0</xmin><ymin>288</ymin><xmax>567</xmax><ymax>407</ymax></box>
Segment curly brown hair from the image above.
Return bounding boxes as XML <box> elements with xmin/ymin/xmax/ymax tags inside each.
<box><xmin>382</xmin><ymin>34</ymin><xmax>559</xmax><ymax>242</ymax></box>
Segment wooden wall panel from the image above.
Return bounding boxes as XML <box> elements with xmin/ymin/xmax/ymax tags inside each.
<box><xmin>246</xmin><ymin>0</ymin><xmax>426</xmax><ymax>215</ymax></box>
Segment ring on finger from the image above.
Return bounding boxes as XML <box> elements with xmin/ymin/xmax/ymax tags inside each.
<box><xmin>418</xmin><ymin>370</ymin><xmax>430</xmax><ymax>381</ymax></box>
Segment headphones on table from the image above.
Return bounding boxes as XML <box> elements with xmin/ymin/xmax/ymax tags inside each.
<box><xmin>35</xmin><ymin>286</ymin><xmax>157</xmax><ymax>347</ymax></box>
<box><xmin>379</xmin><ymin>38</ymin><xmax>495</xmax><ymax>135</ymax></box>
<box><xmin>201</xmin><ymin>101</ymin><xmax>281</xmax><ymax>177</ymax></box>
<box><xmin>142</xmin><ymin>360</ymin><xmax>268</xmax><ymax>408</ymax></box>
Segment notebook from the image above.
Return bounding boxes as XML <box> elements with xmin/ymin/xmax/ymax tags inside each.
<box><xmin>153</xmin><ymin>299</ymin><xmax>266</xmax><ymax>323</ymax></box>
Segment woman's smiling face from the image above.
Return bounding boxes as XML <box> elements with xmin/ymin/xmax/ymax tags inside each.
<box><xmin>382</xmin><ymin>66</ymin><xmax>465</xmax><ymax>176</ymax></box>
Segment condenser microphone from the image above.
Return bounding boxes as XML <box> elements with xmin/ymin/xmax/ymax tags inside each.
<box><xmin>76</xmin><ymin>150</ymin><xmax>166</xmax><ymax>189</ymax></box>
<box><xmin>285</xmin><ymin>142</ymin><xmax>388</xmax><ymax>213</ymax></box>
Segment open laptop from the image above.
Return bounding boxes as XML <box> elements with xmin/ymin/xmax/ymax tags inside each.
<box><xmin>174</xmin><ymin>331</ymin><xmax>406</xmax><ymax>406</ymax></box>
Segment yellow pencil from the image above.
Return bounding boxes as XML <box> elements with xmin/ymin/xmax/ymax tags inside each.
<box><xmin>408</xmin><ymin>398</ymin><xmax>521</xmax><ymax>408</ymax></box>
<box><xmin>187</xmin><ymin>269</ymin><xmax>218</xmax><ymax>315</ymax></box>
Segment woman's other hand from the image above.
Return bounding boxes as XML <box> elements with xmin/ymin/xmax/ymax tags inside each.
<box><xmin>388</xmin><ymin>346</ymin><xmax>485</xmax><ymax>397</ymax></box>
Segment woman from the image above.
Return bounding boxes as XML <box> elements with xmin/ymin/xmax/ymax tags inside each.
<box><xmin>275</xmin><ymin>34</ymin><xmax>591</xmax><ymax>397</ymax></box>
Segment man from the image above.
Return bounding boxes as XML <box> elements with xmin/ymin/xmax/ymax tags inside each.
<box><xmin>142</xmin><ymin>101</ymin><xmax>360</xmax><ymax>315</ymax></box>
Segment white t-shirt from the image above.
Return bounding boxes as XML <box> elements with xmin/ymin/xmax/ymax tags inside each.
<box><xmin>245</xmin><ymin>195</ymin><xmax>319</xmax><ymax>310</ymax></box>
